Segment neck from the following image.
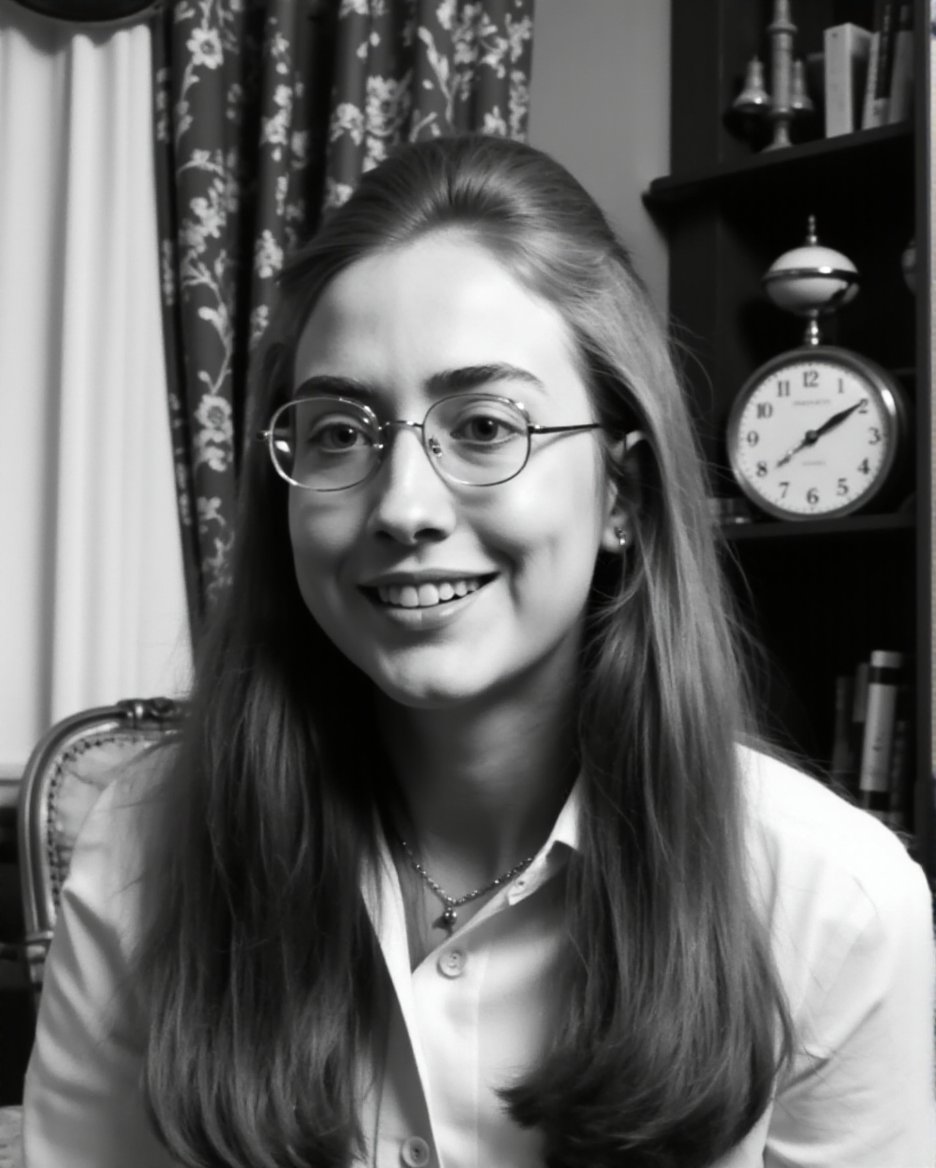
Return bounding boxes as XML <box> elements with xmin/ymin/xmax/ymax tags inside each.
<box><xmin>376</xmin><ymin>686</ymin><xmax>578</xmax><ymax>877</ymax></box>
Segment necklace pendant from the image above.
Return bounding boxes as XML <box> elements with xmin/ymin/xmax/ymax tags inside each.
<box><xmin>439</xmin><ymin>905</ymin><xmax>458</xmax><ymax>933</ymax></box>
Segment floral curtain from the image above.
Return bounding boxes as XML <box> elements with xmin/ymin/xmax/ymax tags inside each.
<box><xmin>325</xmin><ymin>0</ymin><xmax>534</xmax><ymax>207</ymax></box>
<box><xmin>154</xmin><ymin>1</ymin><xmax>329</xmax><ymax>629</ymax></box>
<box><xmin>155</xmin><ymin>0</ymin><xmax>535</xmax><ymax>635</ymax></box>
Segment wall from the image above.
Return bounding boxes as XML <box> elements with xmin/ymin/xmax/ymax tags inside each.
<box><xmin>528</xmin><ymin>0</ymin><xmax>671</xmax><ymax>314</ymax></box>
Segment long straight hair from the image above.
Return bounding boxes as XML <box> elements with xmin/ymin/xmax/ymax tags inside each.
<box><xmin>137</xmin><ymin>135</ymin><xmax>792</xmax><ymax>1168</ymax></box>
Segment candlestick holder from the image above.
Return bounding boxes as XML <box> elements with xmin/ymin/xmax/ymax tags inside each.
<box><xmin>765</xmin><ymin>0</ymin><xmax>796</xmax><ymax>150</ymax></box>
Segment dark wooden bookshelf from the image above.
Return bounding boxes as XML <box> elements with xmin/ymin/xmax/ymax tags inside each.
<box><xmin>649</xmin><ymin>0</ymin><xmax>932</xmax><ymax>875</ymax></box>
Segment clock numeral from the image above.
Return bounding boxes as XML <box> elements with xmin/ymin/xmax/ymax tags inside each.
<box><xmin>779</xmin><ymin>481</ymin><xmax>790</xmax><ymax>498</ymax></box>
<box><xmin>806</xmin><ymin>487</ymin><xmax>819</xmax><ymax>505</ymax></box>
<box><xmin>755</xmin><ymin>461</ymin><xmax>768</xmax><ymax>477</ymax></box>
<box><xmin>745</xmin><ymin>430</ymin><xmax>760</xmax><ymax>447</ymax></box>
<box><xmin>756</xmin><ymin>403</ymin><xmax>773</xmax><ymax>420</ymax></box>
<box><xmin>858</xmin><ymin>397</ymin><xmax>869</xmax><ymax>413</ymax></box>
<box><xmin>837</xmin><ymin>478</ymin><xmax>849</xmax><ymax>497</ymax></box>
<box><xmin>868</xmin><ymin>427</ymin><xmax>882</xmax><ymax>445</ymax></box>
<box><xmin>837</xmin><ymin>378</ymin><xmax>845</xmax><ymax>394</ymax></box>
<box><xmin>776</xmin><ymin>380</ymin><xmax>791</xmax><ymax>398</ymax></box>
<box><xmin>858</xmin><ymin>458</ymin><xmax>871</xmax><ymax>475</ymax></box>
<box><xmin>803</xmin><ymin>370</ymin><xmax>819</xmax><ymax>388</ymax></box>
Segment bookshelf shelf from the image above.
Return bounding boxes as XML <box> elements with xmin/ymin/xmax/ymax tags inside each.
<box><xmin>719</xmin><ymin>511</ymin><xmax>915</xmax><ymax>542</ymax></box>
<box><xmin>644</xmin><ymin>122</ymin><xmax>912</xmax><ymax>207</ymax></box>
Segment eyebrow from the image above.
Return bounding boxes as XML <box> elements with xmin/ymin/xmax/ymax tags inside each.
<box><xmin>293</xmin><ymin>363</ymin><xmax>546</xmax><ymax>401</ymax></box>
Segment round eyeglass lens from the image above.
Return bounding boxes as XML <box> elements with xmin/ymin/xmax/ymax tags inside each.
<box><xmin>270</xmin><ymin>397</ymin><xmax>380</xmax><ymax>489</ymax></box>
<box><xmin>426</xmin><ymin>395</ymin><xmax>530</xmax><ymax>485</ymax></box>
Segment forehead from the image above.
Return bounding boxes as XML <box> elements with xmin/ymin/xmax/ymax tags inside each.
<box><xmin>292</xmin><ymin>233</ymin><xmax>587</xmax><ymax>403</ymax></box>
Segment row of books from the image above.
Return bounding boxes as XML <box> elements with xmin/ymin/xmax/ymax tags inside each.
<box><xmin>823</xmin><ymin>1</ymin><xmax>914</xmax><ymax>137</ymax></box>
<box><xmin>830</xmin><ymin>650</ymin><xmax>912</xmax><ymax>829</ymax></box>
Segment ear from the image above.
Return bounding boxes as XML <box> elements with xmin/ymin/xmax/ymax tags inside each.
<box><xmin>600</xmin><ymin>431</ymin><xmax>647</xmax><ymax>553</ymax></box>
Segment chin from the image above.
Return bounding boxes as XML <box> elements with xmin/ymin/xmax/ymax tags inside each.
<box><xmin>370</xmin><ymin>669</ymin><xmax>484</xmax><ymax>711</ymax></box>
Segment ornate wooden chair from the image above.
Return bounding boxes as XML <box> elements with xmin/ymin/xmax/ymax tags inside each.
<box><xmin>0</xmin><ymin>696</ymin><xmax>186</xmax><ymax>1166</ymax></box>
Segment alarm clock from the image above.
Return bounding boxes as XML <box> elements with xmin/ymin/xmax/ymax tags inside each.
<box><xmin>726</xmin><ymin>346</ymin><xmax>909</xmax><ymax>520</ymax></box>
<box><xmin>725</xmin><ymin>217</ymin><xmax>910</xmax><ymax>521</ymax></box>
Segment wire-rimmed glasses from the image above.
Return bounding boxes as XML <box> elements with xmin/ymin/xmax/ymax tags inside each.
<box><xmin>258</xmin><ymin>393</ymin><xmax>603</xmax><ymax>491</ymax></box>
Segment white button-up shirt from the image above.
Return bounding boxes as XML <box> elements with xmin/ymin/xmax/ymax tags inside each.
<box><xmin>23</xmin><ymin>748</ymin><xmax>936</xmax><ymax>1166</ymax></box>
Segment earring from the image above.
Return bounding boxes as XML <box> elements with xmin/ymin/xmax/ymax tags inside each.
<box><xmin>614</xmin><ymin>527</ymin><xmax>628</xmax><ymax>551</ymax></box>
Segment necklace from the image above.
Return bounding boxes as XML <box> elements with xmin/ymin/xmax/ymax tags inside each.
<box><xmin>398</xmin><ymin>838</ymin><xmax>536</xmax><ymax>934</ymax></box>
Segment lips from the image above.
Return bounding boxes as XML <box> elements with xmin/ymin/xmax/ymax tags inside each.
<box><xmin>363</xmin><ymin>574</ymin><xmax>496</xmax><ymax>609</ymax></box>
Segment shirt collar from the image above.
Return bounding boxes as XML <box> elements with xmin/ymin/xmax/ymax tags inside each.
<box><xmin>545</xmin><ymin>775</ymin><xmax>582</xmax><ymax>856</ymax></box>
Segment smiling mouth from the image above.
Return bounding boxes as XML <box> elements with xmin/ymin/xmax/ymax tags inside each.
<box><xmin>366</xmin><ymin>576</ymin><xmax>495</xmax><ymax>609</ymax></box>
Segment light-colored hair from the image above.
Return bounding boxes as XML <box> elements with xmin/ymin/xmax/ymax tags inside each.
<box><xmin>138</xmin><ymin>135</ymin><xmax>791</xmax><ymax>1168</ymax></box>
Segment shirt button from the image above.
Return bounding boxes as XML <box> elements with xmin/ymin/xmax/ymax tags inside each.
<box><xmin>437</xmin><ymin>948</ymin><xmax>467</xmax><ymax>978</ymax></box>
<box><xmin>400</xmin><ymin>1135</ymin><xmax>431</xmax><ymax>1166</ymax></box>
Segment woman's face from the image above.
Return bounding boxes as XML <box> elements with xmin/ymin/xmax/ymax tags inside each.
<box><xmin>288</xmin><ymin>232</ymin><xmax>624</xmax><ymax>711</ymax></box>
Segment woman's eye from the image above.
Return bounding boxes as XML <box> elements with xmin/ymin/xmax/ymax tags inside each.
<box><xmin>306</xmin><ymin>418</ymin><xmax>370</xmax><ymax>452</ymax></box>
<box><xmin>451</xmin><ymin>411</ymin><xmax>523</xmax><ymax>445</ymax></box>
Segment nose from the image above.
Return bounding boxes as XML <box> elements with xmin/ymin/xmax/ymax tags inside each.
<box><xmin>366</xmin><ymin>423</ymin><xmax>457</xmax><ymax>545</ymax></box>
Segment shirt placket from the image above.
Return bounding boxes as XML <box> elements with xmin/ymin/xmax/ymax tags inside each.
<box><xmin>358</xmin><ymin>800</ymin><xmax>580</xmax><ymax>1168</ymax></box>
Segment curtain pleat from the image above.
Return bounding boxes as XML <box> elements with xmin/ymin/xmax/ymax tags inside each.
<box><xmin>0</xmin><ymin>4</ymin><xmax>191</xmax><ymax>771</ymax></box>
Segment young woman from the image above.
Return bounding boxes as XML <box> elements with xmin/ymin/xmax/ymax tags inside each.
<box><xmin>24</xmin><ymin>135</ymin><xmax>935</xmax><ymax>1168</ymax></box>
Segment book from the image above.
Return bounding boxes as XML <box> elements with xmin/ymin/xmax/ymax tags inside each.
<box><xmin>887</xmin><ymin>2</ymin><xmax>914</xmax><ymax>123</ymax></box>
<box><xmin>886</xmin><ymin>689</ymin><xmax>912</xmax><ymax>828</ymax></box>
<box><xmin>850</xmin><ymin>660</ymin><xmax>870</xmax><ymax>790</ymax></box>
<box><xmin>830</xmin><ymin>672</ymin><xmax>857</xmax><ymax>788</ymax></box>
<box><xmin>862</xmin><ymin>0</ymin><xmax>897</xmax><ymax>128</ymax></box>
<box><xmin>858</xmin><ymin>650</ymin><xmax>906</xmax><ymax>818</ymax></box>
<box><xmin>824</xmin><ymin>23</ymin><xmax>872</xmax><ymax>136</ymax></box>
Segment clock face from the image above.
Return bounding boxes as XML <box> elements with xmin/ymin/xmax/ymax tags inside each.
<box><xmin>727</xmin><ymin>349</ymin><xmax>903</xmax><ymax>520</ymax></box>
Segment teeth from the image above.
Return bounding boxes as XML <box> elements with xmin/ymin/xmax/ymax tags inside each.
<box><xmin>376</xmin><ymin>578</ymin><xmax>483</xmax><ymax>608</ymax></box>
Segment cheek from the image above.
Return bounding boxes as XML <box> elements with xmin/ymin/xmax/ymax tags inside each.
<box><xmin>287</xmin><ymin>496</ymin><xmax>357</xmax><ymax>602</ymax></box>
<box><xmin>288</xmin><ymin>491</ymin><xmax>359</xmax><ymax>553</ymax></box>
<box><xmin>492</xmin><ymin>455</ymin><xmax>609</xmax><ymax>577</ymax></box>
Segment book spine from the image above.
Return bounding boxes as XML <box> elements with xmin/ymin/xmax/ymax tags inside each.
<box><xmin>830</xmin><ymin>672</ymin><xmax>857</xmax><ymax>787</ymax></box>
<box><xmin>861</xmin><ymin>29</ymin><xmax>881</xmax><ymax>127</ymax></box>
<box><xmin>887</xmin><ymin>2</ymin><xmax>914</xmax><ymax>123</ymax></box>
<box><xmin>886</xmin><ymin>692</ymin><xmax>912</xmax><ymax>828</ymax></box>
<box><xmin>825</xmin><ymin>24</ymin><xmax>872</xmax><ymax>136</ymax></box>
<box><xmin>867</xmin><ymin>0</ymin><xmax>897</xmax><ymax>126</ymax></box>
<box><xmin>858</xmin><ymin>650</ymin><xmax>906</xmax><ymax>817</ymax></box>
<box><xmin>850</xmin><ymin>661</ymin><xmax>870</xmax><ymax>786</ymax></box>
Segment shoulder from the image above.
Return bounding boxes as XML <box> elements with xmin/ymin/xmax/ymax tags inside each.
<box><xmin>63</xmin><ymin>744</ymin><xmax>177</xmax><ymax>929</ymax></box>
<box><xmin>738</xmin><ymin>743</ymin><xmax>922</xmax><ymax>899</ymax></box>
<box><xmin>76</xmin><ymin>742</ymin><xmax>174</xmax><ymax>844</ymax></box>
<box><xmin>83</xmin><ymin>742</ymin><xmax>174</xmax><ymax>817</ymax></box>
<box><xmin>737</xmin><ymin>744</ymin><xmax>932</xmax><ymax>1009</ymax></box>
<box><xmin>25</xmin><ymin>747</ymin><xmax>182</xmax><ymax>1167</ymax></box>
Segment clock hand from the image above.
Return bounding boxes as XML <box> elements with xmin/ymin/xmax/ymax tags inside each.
<box><xmin>775</xmin><ymin>399</ymin><xmax>864</xmax><ymax>468</ymax></box>
<box><xmin>811</xmin><ymin>399</ymin><xmax>866</xmax><ymax>440</ymax></box>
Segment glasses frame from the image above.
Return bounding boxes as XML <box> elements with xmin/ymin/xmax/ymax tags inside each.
<box><xmin>257</xmin><ymin>392</ymin><xmax>604</xmax><ymax>491</ymax></box>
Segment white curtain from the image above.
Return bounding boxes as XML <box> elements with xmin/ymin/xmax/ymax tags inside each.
<box><xmin>0</xmin><ymin>1</ymin><xmax>191</xmax><ymax>776</ymax></box>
